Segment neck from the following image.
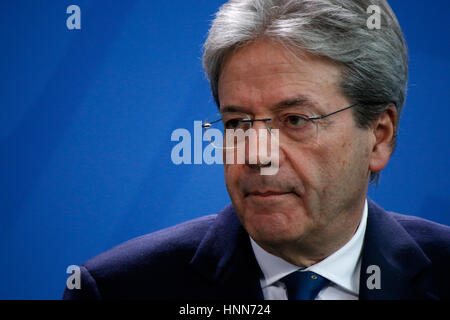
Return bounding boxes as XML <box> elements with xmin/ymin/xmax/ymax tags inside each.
<box><xmin>259</xmin><ymin>198</ymin><xmax>365</xmax><ymax>267</ymax></box>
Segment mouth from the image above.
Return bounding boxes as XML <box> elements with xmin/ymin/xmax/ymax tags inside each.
<box><xmin>245</xmin><ymin>190</ymin><xmax>294</xmax><ymax>198</ymax></box>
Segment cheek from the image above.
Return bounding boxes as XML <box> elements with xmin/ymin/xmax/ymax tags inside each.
<box><xmin>318</xmin><ymin>136</ymin><xmax>371</xmax><ymax>198</ymax></box>
<box><xmin>223</xmin><ymin>164</ymin><xmax>232</xmax><ymax>190</ymax></box>
<box><xmin>284</xmin><ymin>143</ymin><xmax>325</xmax><ymax>192</ymax></box>
<box><xmin>284</xmin><ymin>137</ymin><xmax>365</xmax><ymax>202</ymax></box>
<box><xmin>224</xmin><ymin>164</ymin><xmax>242</xmax><ymax>198</ymax></box>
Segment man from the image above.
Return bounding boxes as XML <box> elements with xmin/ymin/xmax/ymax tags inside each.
<box><xmin>63</xmin><ymin>0</ymin><xmax>450</xmax><ymax>300</ymax></box>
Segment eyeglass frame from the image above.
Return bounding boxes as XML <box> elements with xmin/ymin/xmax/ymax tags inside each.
<box><xmin>201</xmin><ymin>102</ymin><xmax>359</xmax><ymax>134</ymax></box>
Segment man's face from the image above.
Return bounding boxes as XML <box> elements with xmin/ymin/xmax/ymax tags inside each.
<box><xmin>218</xmin><ymin>40</ymin><xmax>374</xmax><ymax>254</ymax></box>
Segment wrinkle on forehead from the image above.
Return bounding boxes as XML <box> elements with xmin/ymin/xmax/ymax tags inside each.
<box><xmin>218</xmin><ymin>39</ymin><xmax>346</xmax><ymax>113</ymax></box>
<box><xmin>219</xmin><ymin>39</ymin><xmax>341</xmax><ymax>84</ymax></box>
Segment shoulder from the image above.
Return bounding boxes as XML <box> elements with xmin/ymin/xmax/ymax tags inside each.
<box><xmin>74</xmin><ymin>214</ymin><xmax>218</xmax><ymax>298</ymax></box>
<box><xmin>84</xmin><ymin>214</ymin><xmax>217</xmax><ymax>273</ymax></box>
<box><xmin>63</xmin><ymin>212</ymin><xmax>234</xmax><ymax>299</ymax></box>
<box><xmin>389</xmin><ymin>211</ymin><xmax>450</xmax><ymax>244</ymax></box>
<box><xmin>63</xmin><ymin>205</ymin><xmax>243</xmax><ymax>299</ymax></box>
<box><xmin>388</xmin><ymin>211</ymin><xmax>450</xmax><ymax>261</ymax></box>
<box><xmin>368</xmin><ymin>199</ymin><xmax>450</xmax><ymax>253</ymax></box>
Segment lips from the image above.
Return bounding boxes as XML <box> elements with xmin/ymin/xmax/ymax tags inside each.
<box><xmin>246</xmin><ymin>190</ymin><xmax>292</xmax><ymax>197</ymax></box>
<box><xmin>242</xmin><ymin>181</ymin><xmax>301</xmax><ymax>199</ymax></box>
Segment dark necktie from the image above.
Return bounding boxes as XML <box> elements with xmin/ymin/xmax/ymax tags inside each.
<box><xmin>282</xmin><ymin>270</ymin><xmax>330</xmax><ymax>300</ymax></box>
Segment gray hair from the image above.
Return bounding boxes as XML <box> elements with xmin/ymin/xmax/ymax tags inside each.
<box><xmin>202</xmin><ymin>0</ymin><xmax>408</xmax><ymax>182</ymax></box>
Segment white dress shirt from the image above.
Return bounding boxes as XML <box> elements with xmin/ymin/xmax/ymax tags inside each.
<box><xmin>250</xmin><ymin>199</ymin><xmax>368</xmax><ymax>300</ymax></box>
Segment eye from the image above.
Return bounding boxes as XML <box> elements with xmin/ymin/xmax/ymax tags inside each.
<box><xmin>283</xmin><ymin>114</ymin><xmax>309</xmax><ymax>128</ymax></box>
<box><xmin>224</xmin><ymin>118</ymin><xmax>242</xmax><ymax>129</ymax></box>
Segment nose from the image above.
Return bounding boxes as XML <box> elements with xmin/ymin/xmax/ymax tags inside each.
<box><xmin>245</xmin><ymin>120</ymin><xmax>279</xmax><ymax>172</ymax></box>
<box><xmin>246</xmin><ymin>120</ymin><xmax>267</xmax><ymax>166</ymax></box>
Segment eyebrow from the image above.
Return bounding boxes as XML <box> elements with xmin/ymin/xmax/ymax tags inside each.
<box><xmin>273</xmin><ymin>95</ymin><xmax>319</xmax><ymax>112</ymax></box>
<box><xmin>220</xmin><ymin>95</ymin><xmax>320</xmax><ymax>114</ymax></box>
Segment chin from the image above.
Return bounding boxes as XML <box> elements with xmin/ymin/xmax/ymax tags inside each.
<box><xmin>240</xmin><ymin>208</ymin><xmax>308</xmax><ymax>245</ymax></box>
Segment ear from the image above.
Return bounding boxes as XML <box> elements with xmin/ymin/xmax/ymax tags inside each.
<box><xmin>369</xmin><ymin>105</ymin><xmax>397</xmax><ymax>174</ymax></box>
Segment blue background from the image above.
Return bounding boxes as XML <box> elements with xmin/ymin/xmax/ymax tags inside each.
<box><xmin>0</xmin><ymin>1</ymin><xmax>449</xmax><ymax>299</ymax></box>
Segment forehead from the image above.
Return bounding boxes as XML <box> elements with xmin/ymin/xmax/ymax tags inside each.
<box><xmin>218</xmin><ymin>39</ymin><xmax>345</xmax><ymax>112</ymax></box>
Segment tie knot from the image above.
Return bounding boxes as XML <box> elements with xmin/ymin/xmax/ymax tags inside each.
<box><xmin>282</xmin><ymin>270</ymin><xmax>330</xmax><ymax>300</ymax></box>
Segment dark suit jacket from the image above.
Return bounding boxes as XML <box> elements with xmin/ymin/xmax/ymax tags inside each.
<box><xmin>63</xmin><ymin>199</ymin><xmax>450</xmax><ymax>300</ymax></box>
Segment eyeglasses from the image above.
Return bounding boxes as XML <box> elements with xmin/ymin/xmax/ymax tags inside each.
<box><xmin>202</xmin><ymin>103</ymin><xmax>358</xmax><ymax>149</ymax></box>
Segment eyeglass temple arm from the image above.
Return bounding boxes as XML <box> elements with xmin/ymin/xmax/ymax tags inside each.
<box><xmin>202</xmin><ymin>118</ymin><xmax>223</xmax><ymax>128</ymax></box>
<box><xmin>241</xmin><ymin>118</ymin><xmax>272</xmax><ymax>123</ymax></box>
<box><xmin>309</xmin><ymin>103</ymin><xmax>358</xmax><ymax>120</ymax></box>
<box><xmin>202</xmin><ymin>117</ymin><xmax>272</xmax><ymax>128</ymax></box>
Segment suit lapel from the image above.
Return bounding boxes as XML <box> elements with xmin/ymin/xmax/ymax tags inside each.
<box><xmin>359</xmin><ymin>200</ymin><xmax>437</xmax><ymax>300</ymax></box>
<box><xmin>189</xmin><ymin>204</ymin><xmax>264</xmax><ymax>299</ymax></box>
<box><xmin>190</xmin><ymin>200</ymin><xmax>438</xmax><ymax>300</ymax></box>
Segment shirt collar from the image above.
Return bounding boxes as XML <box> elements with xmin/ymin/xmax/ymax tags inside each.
<box><xmin>250</xmin><ymin>199</ymin><xmax>368</xmax><ymax>295</ymax></box>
